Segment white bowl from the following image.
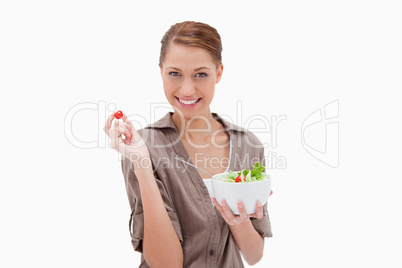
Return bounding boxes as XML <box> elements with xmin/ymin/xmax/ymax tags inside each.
<box><xmin>212</xmin><ymin>172</ymin><xmax>271</xmax><ymax>215</ymax></box>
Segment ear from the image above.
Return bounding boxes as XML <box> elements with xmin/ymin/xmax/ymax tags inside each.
<box><xmin>159</xmin><ymin>65</ymin><xmax>163</xmax><ymax>77</ymax></box>
<box><xmin>216</xmin><ymin>64</ymin><xmax>224</xmax><ymax>84</ymax></box>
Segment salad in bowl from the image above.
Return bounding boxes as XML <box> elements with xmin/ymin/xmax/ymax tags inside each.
<box><xmin>212</xmin><ymin>162</ymin><xmax>272</xmax><ymax>214</ymax></box>
<box><xmin>220</xmin><ymin>162</ymin><xmax>270</xmax><ymax>183</ymax></box>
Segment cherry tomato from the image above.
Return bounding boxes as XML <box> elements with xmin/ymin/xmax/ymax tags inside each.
<box><xmin>114</xmin><ymin>110</ymin><xmax>123</xmax><ymax>119</ymax></box>
<box><xmin>235</xmin><ymin>176</ymin><xmax>242</xmax><ymax>183</ymax></box>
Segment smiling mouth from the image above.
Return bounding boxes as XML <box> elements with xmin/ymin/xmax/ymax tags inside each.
<box><xmin>176</xmin><ymin>97</ymin><xmax>202</xmax><ymax>105</ymax></box>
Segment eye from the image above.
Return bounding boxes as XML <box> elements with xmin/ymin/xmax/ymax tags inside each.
<box><xmin>195</xmin><ymin>72</ymin><xmax>208</xmax><ymax>78</ymax></box>
<box><xmin>169</xmin><ymin>72</ymin><xmax>181</xmax><ymax>77</ymax></box>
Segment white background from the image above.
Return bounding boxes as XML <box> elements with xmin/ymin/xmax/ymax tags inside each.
<box><xmin>1</xmin><ymin>1</ymin><xmax>401</xmax><ymax>267</ymax></box>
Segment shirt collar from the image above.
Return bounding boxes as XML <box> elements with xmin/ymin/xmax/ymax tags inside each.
<box><xmin>145</xmin><ymin>112</ymin><xmax>245</xmax><ymax>133</ymax></box>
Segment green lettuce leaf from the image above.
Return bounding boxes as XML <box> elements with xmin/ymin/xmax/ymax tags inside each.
<box><xmin>223</xmin><ymin>162</ymin><xmax>267</xmax><ymax>183</ymax></box>
<box><xmin>250</xmin><ymin>162</ymin><xmax>264</xmax><ymax>180</ymax></box>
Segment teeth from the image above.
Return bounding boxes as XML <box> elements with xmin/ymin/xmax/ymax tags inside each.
<box><xmin>178</xmin><ymin>98</ymin><xmax>199</xmax><ymax>105</ymax></box>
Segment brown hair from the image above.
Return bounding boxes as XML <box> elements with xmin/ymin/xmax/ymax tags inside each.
<box><xmin>159</xmin><ymin>21</ymin><xmax>223</xmax><ymax>68</ymax></box>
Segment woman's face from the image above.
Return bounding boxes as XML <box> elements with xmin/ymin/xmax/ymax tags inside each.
<box><xmin>160</xmin><ymin>43</ymin><xmax>223</xmax><ymax>119</ymax></box>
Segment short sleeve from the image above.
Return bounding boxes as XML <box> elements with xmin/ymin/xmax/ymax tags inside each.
<box><xmin>250</xmin><ymin>148</ymin><xmax>273</xmax><ymax>238</ymax></box>
<box><xmin>121</xmin><ymin>156</ymin><xmax>184</xmax><ymax>253</ymax></box>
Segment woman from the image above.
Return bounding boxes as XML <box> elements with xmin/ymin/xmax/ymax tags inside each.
<box><xmin>104</xmin><ymin>21</ymin><xmax>272</xmax><ymax>268</ymax></box>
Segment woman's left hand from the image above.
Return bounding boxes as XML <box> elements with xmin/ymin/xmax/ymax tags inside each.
<box><xmin>211</xmin><ymin>190</ymin><xmax>273</xmax><ymax>226</ymax></box>
<box><xmin>211</xmin><ymin>197</ymin><xmax>263</xmax><ymax>225</ymax></box>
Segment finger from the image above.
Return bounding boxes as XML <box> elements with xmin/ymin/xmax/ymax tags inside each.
<box><xmin>221</xmin><ymin>199</ymin><xmax>240</xmax><ymax>224</ymax></box>
<box><xmin>104</xmin><ymin>114</ymin><xmax>116</xmax><ymax>139</ymax></box>
<box><xmin>122</xmin><ymin>114</ymin><xmax>139</xmax><ymax>142</ymax></box>
<box><xmin>211</xmin><ymin>197</ymin><xmax>223</xmax><ymax>212</ymax></box>
<box><xmin>254</xmin><ymin>201</ymin><xmax>264</xmax><ymax>219</ymax></box>
<box><xmin>117</xmin><ymin>136</ymin><xmax>129</xmax><ymax>155</ymax></box>
<box><xmin>103</xmin><ymin>114</ymin><xmax>115</xmax><ymax>132</ymax></box>
<box><xmin>211</xmin><ymin>198</ymin><xmax>232</xmax><ymax>223</ymax></box>
<box><xmin>109</xmin><ymin>132</ymin><xmax>119</xmax><ymax>150</ymax></box>
<box><xmin>118</xmin><ymin>122</ymin><xmax>132</xmax><ymax>140</ymax></box>
<box><xmin>114</xmin><ymin>120</ymin><xmax>121</xmax><ymax>135</ymax></box>
<box><xmin>105</xmin><ymin>118</ymin><xmax>120</xmax><ymax>141</ymax></box>
<box><xmin>237</xmin><ymin>201</ymin><xmax>249</xmax><ymax>223</ymax></box>
<box><xmin>121</xmin><ymin>116</ymin><xmax>133</xmax><ymax>131</ymax></box>
<box><xmin>123</xmin><ymin>138</ymin><xmax>131</xmax><ymax>145</ymax></box>
<box><xmin>109</xmin><ymin>121</ymin><xmax>121</xmax><ymax>148</ymax></box>
<box><xmin>122</xmin><ymin>114</ymin><xmax>135</xmax><ymax>130</ymax></box>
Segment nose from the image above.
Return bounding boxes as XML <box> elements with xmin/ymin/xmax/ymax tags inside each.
<box><xmin>180</xmin><ymin>77</ymin><xmax>196</xmax><ymax>96</ymax></box>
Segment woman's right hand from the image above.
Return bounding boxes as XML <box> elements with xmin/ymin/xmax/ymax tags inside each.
<box><xmin>103</xmin><ymin>113</ymin><xmax>151</xmax><ymax>169</ymax></box>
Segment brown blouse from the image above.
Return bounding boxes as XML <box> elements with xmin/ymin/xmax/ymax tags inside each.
<box><xmin>121</xmin><ymin>112</ymin><xmax>273</xmax><ymax>268</ymax></box>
